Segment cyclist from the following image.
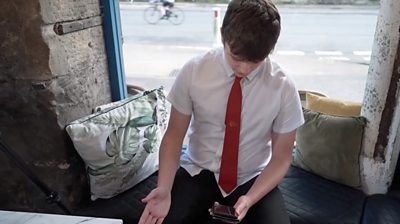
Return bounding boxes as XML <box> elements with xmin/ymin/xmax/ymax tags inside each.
<box><xmin>161</xmin><ymin>0</ymin><xmax>175</xmax><ymax>17</ymax></box>
<box><xmin>160</xmin><ymin>0</ymin><xmax>175</xmax><ymax>17</ymax></box>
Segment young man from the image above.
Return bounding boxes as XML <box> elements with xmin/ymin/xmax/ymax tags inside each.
<box><xmin>139</xmin><ymin>0</ymin><xmax>304</xmax><ymax>223</ymax></box>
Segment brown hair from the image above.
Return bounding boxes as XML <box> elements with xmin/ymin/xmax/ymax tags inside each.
<box><xmin>221</xmin><ymin>0</ymin><xmax>281</xmax><ymax>62</ymax></box>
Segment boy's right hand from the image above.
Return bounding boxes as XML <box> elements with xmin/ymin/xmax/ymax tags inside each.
<box><xmin>138</xmin><ymin>187</ymin><xmax>171</xmax><ymax>224</ymax></box>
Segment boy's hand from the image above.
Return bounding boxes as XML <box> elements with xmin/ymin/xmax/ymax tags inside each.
<box><xmin>139</xmin><ymin>187</ymin><xmax>171</xmax><ymax>224</ymax></box>
<box><xmin>233</xmin><ymin>195</ymin><xmax>252</xmax><ymax>222</ymax></box>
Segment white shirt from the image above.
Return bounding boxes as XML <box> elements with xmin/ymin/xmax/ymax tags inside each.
<box><xmin>167</xmin><ymin>47</ymin><xmax>304</xmax><ymax>196</ymax></box>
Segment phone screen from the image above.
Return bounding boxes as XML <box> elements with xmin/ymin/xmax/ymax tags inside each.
<box><xmin>212</xmin><ymin>204</ymin><xmax>237</xmax><ymax>218</ymax></box>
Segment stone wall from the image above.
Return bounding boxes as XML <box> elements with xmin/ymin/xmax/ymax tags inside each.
<box><xmin>0</xmin><ymin>0</ymin><xmax>112</xmax><ymax>213</ymax></box>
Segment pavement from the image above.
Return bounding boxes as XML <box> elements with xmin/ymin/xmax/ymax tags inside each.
<box><xmin>123</xmin><ymin>45</ymin><xmax>369</xmax><ymax>102</ymax></box>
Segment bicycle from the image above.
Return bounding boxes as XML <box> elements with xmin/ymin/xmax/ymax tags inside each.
<box><xmin>143</xmin><ymin>1</ymin><xmax>185</xmax><ymax>25</ymax></box>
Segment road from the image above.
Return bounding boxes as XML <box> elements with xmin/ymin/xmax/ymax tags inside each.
<box><xmin>120</xmin><ymin>2</ymin><xmax>379</xmax><ymax>102</ymax></box>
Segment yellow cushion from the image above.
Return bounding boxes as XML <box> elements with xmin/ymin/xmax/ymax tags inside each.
<box><xmin>305</xmin><ymin>92</ymin><xmax>362</xmax><ymax>117</ymax></box>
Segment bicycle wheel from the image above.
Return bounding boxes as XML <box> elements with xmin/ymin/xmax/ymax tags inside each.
<box><xmin>168</xmin><ymin>7</ymin><xmax>184</xmax><ymax>25</ymax></box>
<box><xmin>144</xmin><ymin>7</ymin><xmax>161</xmax><ymax>24</ymax></box>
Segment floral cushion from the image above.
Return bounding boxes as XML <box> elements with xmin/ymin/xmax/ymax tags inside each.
<box><xmin>66</xmin><ymin>88</ymin><xmax>168</xmax><ymax>200</ymax></box>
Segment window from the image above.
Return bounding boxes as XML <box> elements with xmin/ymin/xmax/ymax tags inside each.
<box><xmin>119</xmin><ymin>1</ymin><xmax>378</xmax><ymax>102</ymax></box>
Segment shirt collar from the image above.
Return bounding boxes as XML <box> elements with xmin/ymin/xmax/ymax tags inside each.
<box><xmin>221</xmin><ymin>48</ymin><xmax>268</xmax><ymax>82</ymax></box>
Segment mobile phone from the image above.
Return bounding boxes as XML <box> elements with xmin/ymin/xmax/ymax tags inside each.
<box><xmin>211</xmin><ymin>204</ymin><xmax>239</xmax><ymax>223</ymax></box>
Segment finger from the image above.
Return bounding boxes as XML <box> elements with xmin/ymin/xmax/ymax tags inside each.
<box><xmin>209</xmin><ymin>201</ymin><xmax>219</xmax><ymax>215</ymax></box>
<box><xmin>237</xmin><ymin>213</ymin><xmax>244</xmax><ymax>221</ymax></box>
<box><xmin>150</xmin><ymin>216</ymin><xmax>158</xmax><ymax>224</ymax></box>
<box><xmin>142</xmin><ymin>190</ymin><xmax>156</xmax><ymax>203</ymax></box>
<box><xmin>234</xmin><ymin>204</ymin><xmax>242</xmax><ymax>215</ymax></box>
<box><xmin>211</xmin><ymin>201</ymin><xmax>220</xmax><ymax>212</ymax></box>
<box><xmin>138</xmin><ymin>207</ymin><xmax>150</xmax><ymax>224</ymax></box>
<box><xmin>236</xmin><ymin>207</ymin><xmax>246</xmax><ymax>221</ymax></box>
<box><xmin>156</xmin><ymin>218</ymin><xmax>165</xmax><ymax>224</ymax></box>
<box><xmin>144</xmin><ymin>213</ymin><xmax>154</xmax><ymax>224</ymax></box>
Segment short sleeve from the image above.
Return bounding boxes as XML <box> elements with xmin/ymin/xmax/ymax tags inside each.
<box><xmin>272</xmin><ymin>77</ymin><xmax>304</xmax><ymax>133</ymax></box>
<box><xmin>167</xmin><ymin>61</ymin><xmax>194</xmax><ymax>116</ymax></box>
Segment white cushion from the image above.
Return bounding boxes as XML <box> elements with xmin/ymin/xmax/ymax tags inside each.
<box><xmin>66</xmin><ymin>88</ymin><xmax>168</xmax><ymax>200</ymax></box>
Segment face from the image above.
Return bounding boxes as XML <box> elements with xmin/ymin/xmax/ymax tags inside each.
<box><xmin>224</xmin><ymin>45</ymin><xmax>262</xmax><ymax>78</ymax></box>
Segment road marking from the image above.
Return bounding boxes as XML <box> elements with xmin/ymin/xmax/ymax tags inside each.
<box><xmin>164</xmin><ymin>46</ymin><xmax>372</xmax><ymax>63</ymax></box>
<box><xmin>174</xmin><ymin>45</ymin><xmax>211</xmax><ymax>51</ymax></box>
<box><xmin>353</xmin><ymin>51</ymin><xmax>372</xmax><ymax>56</ymax></box>
<box><xmin>315</xmin><ymin>51</ymin><xmax>343</xmax><ymax>56</ymax></box>
<box><xmin>320</xmin><ymin>56</ymin><xmax>350</xmax><ymax>61</ymax></box>
<box><xmin>276</xmin><ymin>50</ymin><xmax>305</xmax><ymax>56</ymax></box>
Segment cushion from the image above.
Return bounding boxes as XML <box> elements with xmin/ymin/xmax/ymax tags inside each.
<box><xmin>66</xmin><ymin>88</ymin><xmax>168</xmax><ymax>200</ymax></box>
<box><xmin>306</xmin><ymin>92</ymin><xmax>362</xmax><ymax>116</ymax></box>
<box><xmin>293</xmin><ymin>109</ymin><xmax>366</xmax><ymax>188</ymax></box>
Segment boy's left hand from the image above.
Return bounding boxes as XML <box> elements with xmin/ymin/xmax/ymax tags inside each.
<box><xmin>233</xmin><ymin>195</ymin><xmax>252</xmax><ymax>222</ymax></box>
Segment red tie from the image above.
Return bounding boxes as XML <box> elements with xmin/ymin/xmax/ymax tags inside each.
<box><xmin>219</xmin><ymin>76</ymin><xmax>242</xmax><ymax>193</ymax></box>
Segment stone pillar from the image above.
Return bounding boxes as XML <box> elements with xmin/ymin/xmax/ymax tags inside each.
<box><xmin>360</xmin><ymin>0</ymin><xmax>400</xmax><ymax>194</ymax></box>
<box><xmin>0</xmin><ymin>0</ymin><xmax>112</xmax><ymax>212</ymax></box>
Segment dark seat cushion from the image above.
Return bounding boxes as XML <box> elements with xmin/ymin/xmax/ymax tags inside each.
<box><xmin>73</xmin><ymin>172</ymin><xmax>158</xmax><ymax>224</ymax></box>
<box><xmin>279</xmin><ymin>166</ymin><xmax>366</xmax><ymax>224</ymax></box>
<box><xmin>362</xmin><ymin>194</ymin><xmax>400</xmax><ymax>224</ymax></box>
<box><xmin>74</xmin><ymin>166</ymin><xmax>368</xmax><ymax>224</ymax></box>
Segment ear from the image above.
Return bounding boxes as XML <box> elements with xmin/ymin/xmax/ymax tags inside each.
<box><xmin>220</xmin><ymin>28</ymin><xmax>224</xmax><ymax>44</ymax></box>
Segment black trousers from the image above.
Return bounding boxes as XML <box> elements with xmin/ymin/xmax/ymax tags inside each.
<box><xmin>163</xmin><ymin>167</ymin><xmax>290</xmax><ymax>224</ymax></box>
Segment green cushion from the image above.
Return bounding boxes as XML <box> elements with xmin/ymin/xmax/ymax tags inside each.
<box><xmin>66</xmin><ymin>88</ymin><xmax>168</xmax><ymax>200</ymax></box>
<box><xmin>293</xmin><ymin>109</ymin><xmax>366</xmax><ymax>188</ymax></box>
